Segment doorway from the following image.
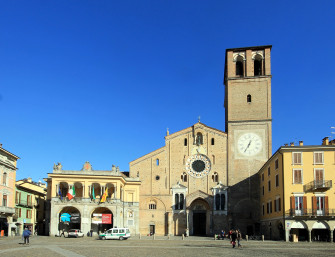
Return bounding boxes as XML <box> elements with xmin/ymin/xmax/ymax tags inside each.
<box><xmin>193</xmin><ymin>212</ymin><xmax>206</xmax><ymax>235</ymax></box>
<box><xmin>150</xmin><ymin>225</ymin><xmax>155</xmax><ymax>235</ymax></box>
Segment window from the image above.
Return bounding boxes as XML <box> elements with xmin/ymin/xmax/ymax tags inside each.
<box><xmin>211</xmin><ymin>138</ymin><xmax>215</xmax><ymax>145</ymax></box>
<box><xmin>181</xmin><ymin>172</ymin><xmax>187</xmax><ymax>182</ymax></box>
<box><xmin>212</xmin><ymin>155</ymin><xmax>215</xmax><ymax>165</ymax></box>
<box><xmin>293</xmin><ymin>169</ymin><xmax>302</xmax><ymax>184</ymax></box>
<box><xmin>254</xmin><ymin>54</ymin><xmax>263</xmax><ymax>76</ymax></box>
<box><xmin>213</xmin><ymin>172</ymin><xmax>218</xmax><ymax>182</ymax></box>
<box><xmin>27</xmin><ymin>195</ymin><xmax>32</xmax><ymax>206</ymax></box>
<box><xmin>247</xmin><ymin>94</ymin><xmax>252</xmax><ymax>103</ymax></box>
<box><xmin>2</xmin><ymin>172</ymin><xmax>7</xmax><ymax>186</ymax></box>
<box><xmin>267</xmin><ymin>201</ymin><xmax>272</xmax><ymax>214</ymax></box>
<box><xmin>292</xmin><ymin>152</ymin><xmax>302</xmax><ymax>165</ymax></box>
<box><xmin>175</xmin><ymin>193</ymin><xmax>184</xmax><ymax>210</ymax></box>
<box><xmin>275</xmin><ymin>174</ymin><xmax>279</xmax><ymax>187</ymax></box>
<box><xmin>236</xmin><ymin>55</ymin><xmax>244</xmax><ymax>77</ymax></box>
<box><xmin>26</xmin><ymin>209</ymin><xmax>32</xmax><ymax>219</ymax></box>
<box><xmin>268</xmin><ymin>180</ymin><xmax>271</xmax><ymax>192</ymax></box>
<box><xmin>295</xmin><ymin>196</ymin><xmax>304</xmax><ymax>215</ymax></box>
<box><xmin>315</xmin><ymin>169</ymin><xmax>324</xmax><ymax>183</ymax></box>
<box><xmin>275</xmin><ymin>159</ymin><xmax>279</xmax><ymax>169</ymax></box>
<box><xmin>270</xmin><ymin>201</ymin><xmax>272</xmax><ymax>213</ymax></box>
<box><xmin>184</xmin><ymin>138</ymin><xmax>187</xmax><ymax>146</ymax></box>
<box><xmin>316</xmin><ymin>196</ymin><xmax>325</xmax><ymax>215</ymax></box>
<box><xmin>196</xmin><ymin>132</ymin><xmax>203</xmax><ymax>145</ymax></box>
<box><xmin>2</xmin><ymin>195</ymin><xmax>7</xmax><ymax>207</ymax></box>
<box><xmin>156</xmin><ymin>159</ymin><xmax>159</xmax><ymax>166</ymax></box>
<box><xmin>149</xmin><ymin>201</ymin><xmax>157</xmax><ymax>209</ymax></box>
<box><xmin>314</xmin><ymin>152</ymin><xmax>324</xmax><ymax>164</ymax></box>
<box><xmin>15</xmin><ymin>192</ymin><xmax>21</xmax><ymax>204</ymax></box>
<box><xmin>215</xmin><ymin>193</ymin><xmax>225</xmax><ymax>211</ymax></box>
<box><xmin>262</xmin><ymin>204</ymin><xmax>265</xmax><ymax>216</ymax></box>
<box><xmin>262</xmin><ymin>186</ymin><xmax>264</xmax><ymax>196</ymax></box>
<box><xmin>275</xmin><ymin>197</ymin><xmax>281</xmax><ymax>212</ymax></box>
<box><xmin>261</xmin><ymin>173</ymin><xmax>264</xmax><ymax>181</ymax></box>
<box><xmin>155</xmin><ymin>175</ymin><xmax>160</xmax><ymax>181</ymax></box>
<box><xmin>268</xmin><ymin>167</ymin><xmax>270</xmax><ymax>176</ymax></box>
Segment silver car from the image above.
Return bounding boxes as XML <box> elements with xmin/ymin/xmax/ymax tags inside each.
<box><xmin>67</xmin><ymin>229</ymin><xmax>84</xmax><ymax>238</ymax></box>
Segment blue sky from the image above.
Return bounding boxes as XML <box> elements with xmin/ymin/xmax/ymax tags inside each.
<box><xmin>1</xmin><ymin>1</ymin><xmax>334</xmax><ymax>181</ymax></box>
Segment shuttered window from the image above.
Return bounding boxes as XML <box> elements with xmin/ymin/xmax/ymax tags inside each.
<box><xmin>292</xmin><ymin>152</ymin><xmax>302</xmax><ymax>165</ymax></box>
<box><xmin>293</xmin><ymin>169</ymin><xmax>302</xmax><ymax>184</ymax></box>
<box><xmin>314</xmin><ymin>152</ymin><xmax>323</xmax><ymax>164</ymax></box>
<box><xmin>315</xmin><ymin>169</ymin><xmax>324</xmax><ymax>182</ymax></box>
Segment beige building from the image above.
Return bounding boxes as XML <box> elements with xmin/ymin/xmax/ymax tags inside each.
<box><xmin>130</xmin><ymin>45</ymin><xmax>273</xmax><ymax>236</ymax></box>
<box><xmin>0</xmin><ymin>144</ymin><xmax>20</xmax><ymax>237</ymax></box>
<box><xmin>259</xmin><ymin>138</ymin><xmax>335</xmax><ymax>242</ymax></box>
<box><xmin>45</xmin><ymin>161</ymin><xmax>140</xmax><ymax>236</ymax></box>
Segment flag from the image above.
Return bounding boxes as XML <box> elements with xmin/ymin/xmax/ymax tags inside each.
<box><xmin>58</xmin><ymin>188</ymin><xmax>63</xmax><ymax>200</ymax></box>
<box><xmin>100</xmin><ymin>187</ymin><xmax>108</xmax><ymax>203</ymax></box>
<box><xmin>67</xmin><ymin>186</ymin><xmax>75</xmax><ymax>200</ymax></box>
<box><xmin>92</xmin><ymin>187</ymin><xmax>96</xmax><ymax>200</ymax></box>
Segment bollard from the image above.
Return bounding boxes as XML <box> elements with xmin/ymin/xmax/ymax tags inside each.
<box><xmin>214</xmin><ymin>234</ymin><xmax>216</xmax><ymax>240</ymax></box>
<box><xmin>246</xmin><ymin>235</ymin><xmax>248</xmax><ymax>241</ymax></box>
<box><xmin>262</xmin><ymin>235</ymin><xmax>264</xmax><ymax>241</ymax></box>
<box><xmin>182</xmin><ymin>234</ymin><xmax>184</xmax><ymax>240</ymax></box>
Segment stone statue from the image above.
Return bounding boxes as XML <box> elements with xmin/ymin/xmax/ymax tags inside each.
<box><xmin>53</xmin><ymin>162</ymin><xmax>62</xmax><ymax>171</ymax></box>
<box><xmin>112</xmin><ymin>165</ymin><xmax>116</xmax><ymax>173</ymax></box>
<box><xmin>116</xmin><ymin>166</ymin><xmax>120</xmax><ymax>173</ymax></box>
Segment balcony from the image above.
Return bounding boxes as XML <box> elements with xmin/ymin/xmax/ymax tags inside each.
<box><xmin>0</xmin><ymin>206</ymin><xmax>15</xmax><ymax>214</ymax></box>
<box><xmin>285</xmin><ymin>208</ymin><xmax>335</xmax><ymax>217</ymax></box>
<box><xmin>303</xmin><ymin>180</ymin><xmax>332</xmax><ymax>192</ymax></box>
<box><xmin>16</xmin><ymin>200</ymin><xmax>33</xmax><ymax>208</ymax></box>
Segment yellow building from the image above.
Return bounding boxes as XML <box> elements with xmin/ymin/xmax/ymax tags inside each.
<box><xmin>14</xmin><ymin>178</ymin><xmax>47</xmax><ymax>235</ymax></box>
<box><xmin>259</xmin><ymin>138</ymin><xmax>335</xmax><ymax>242</ymax></box>
<box><xmin>45</xmin><ymin>161</ymin><xmax>140</xmax><ymax>236</ymax></box>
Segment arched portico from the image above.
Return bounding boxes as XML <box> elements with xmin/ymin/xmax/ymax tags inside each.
<box><xmin>91</xmin><ymin>207</ymin><xmax>113</xmax><ymax>235</ymax></box>
<box><xmin>58</xmin><ymin>206</ymin><xmax>81</xmax><ymax>232</ymax></box>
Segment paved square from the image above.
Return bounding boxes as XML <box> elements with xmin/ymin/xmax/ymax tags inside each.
<box><xmin>0</xmin><ymin>236</ymin><xmax>334</xmax><ymax>257</ymax></box>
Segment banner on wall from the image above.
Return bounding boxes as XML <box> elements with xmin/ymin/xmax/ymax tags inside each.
<box><xmin>92</xmin><ymin>214</ymin><xmax>112</xmax><ymax>224</ymax></box>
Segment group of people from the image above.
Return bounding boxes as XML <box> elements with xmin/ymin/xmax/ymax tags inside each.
<box><xmin>219</xmin><ymin>229</ymin><xmax>242</xmax><ymax>248</ymax></box>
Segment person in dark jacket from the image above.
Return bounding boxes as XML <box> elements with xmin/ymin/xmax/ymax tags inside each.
<box><xmin>23</xmin><ymin>228</ymin><xmax>31</xmax><ymax>245</ymax></box>
<box><xmin>231</xmin><ymin>230</ymin><xmax>237</xmax><ymax>248</ymax></box>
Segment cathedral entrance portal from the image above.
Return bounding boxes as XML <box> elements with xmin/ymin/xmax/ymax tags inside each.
<box><xmin>193</xmin><ymin>212</ymin><xmax>206</xmax><ymax>235</ymax></box>
<box><xmin>189</xmin><ymin>198</ymin><xmax>211</xmax><ymax>236</ymax></box>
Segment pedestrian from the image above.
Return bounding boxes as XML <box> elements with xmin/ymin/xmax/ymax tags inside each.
<box><xmin>231</xmin><ymin>230</ymin><xmax>237</xmax><ymax>248</ymax></box>
<box><xmin>60</xmin><ymin>229</ymin><xmax>65</xmax><ymax>237</ymax></box>
<box><xmin>90</xmin><ymin>229</ymin><xmax>93</xmax><ymax>237</ymax></box>
<box><xmin>23</xmin><ymin>228</ymin><xmax>31</xmax><ymax>245</ymax></box>
<box><xmin>220</xmin><ymin>230</ymin><xmax>225</xmax><ymax>240</ymax></box>
<box><xmin>237</xmin><ymin>230</ymin><xmax>242</xmax><ymax>248</ymax></box>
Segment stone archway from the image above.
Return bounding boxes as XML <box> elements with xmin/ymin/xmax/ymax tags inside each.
<box><xmin>91</xmin><ymin>207</ymin><xmax>113</xmax><ymax>235</ymax></box>
<box><xmin>188</xmin><ymin>198</ymin><xmax>211</xmax><ymax>236</ymax></box>
<box><xmin>58</xmin><ymin>206</ymin><xmax>81</xmax><ymax>232</ymax></box>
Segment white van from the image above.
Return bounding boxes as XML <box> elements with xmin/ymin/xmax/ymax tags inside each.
<box><xmin>99</xmin><ymin>228</ymin><xmax>130</xmax><ymax>240</ymax></box>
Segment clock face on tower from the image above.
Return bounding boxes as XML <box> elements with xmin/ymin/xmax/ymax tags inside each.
<box><xmin>185</xmin><ymin>154</ymin><xmax>211</xmax><ymax>178</ymax></box>
<box><xmin>237</xmin><ymin>132</ymin><xmax>262</xmax><ymax>157</ymax></box>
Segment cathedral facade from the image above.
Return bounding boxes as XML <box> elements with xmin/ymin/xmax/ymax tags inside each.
<box><xmin>129</xmin><ymin>45</ymin><xmax>272</xmax><ymax>236</ymax></box>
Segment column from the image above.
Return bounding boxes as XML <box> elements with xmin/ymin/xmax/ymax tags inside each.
<box><xmin>285</xmin><ymin>228</ymin><xmax>290</xmax><ymax>242</ymax></box>
<box><xmin>186</xmin><ymin>210</ymin><xmax>189</xmax><ymax>230</ymax></box>
<box><xmin>308</xmin><ymin>229</ymin><xmax>312</xmax><ymax>242</ymax></box>
<box><xmin>330</xmin><ymin>229</ymin><xmax>333</xmax><ymax>243</ymax></box>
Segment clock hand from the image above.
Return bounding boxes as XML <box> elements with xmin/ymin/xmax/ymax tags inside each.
<box><xmin>244</xmin><ymin>141</ymin><xmax>251</xmax><ymax>152</ymax></box>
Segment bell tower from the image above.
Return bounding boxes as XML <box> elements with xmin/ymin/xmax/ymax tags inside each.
<box><xmin>224</xmin><ymin>45</ymin><xmax>272</xmax><ymax>233</ymax></box>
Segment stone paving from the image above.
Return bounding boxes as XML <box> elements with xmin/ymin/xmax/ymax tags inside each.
<box><xmin>0</xmin><ymin>235</ymin><xmax>334</xmax><ymax>257</ymax></box>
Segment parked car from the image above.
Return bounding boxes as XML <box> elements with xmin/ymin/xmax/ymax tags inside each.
<box><xmin>68</xmin><ymin>229</ymin><xmax>85</xmax><ymax>238</ymax></box>
<box><xmin>99</xmin><ymin>228</ymin><xmax>130</xmax><ymax>240</ymax></box>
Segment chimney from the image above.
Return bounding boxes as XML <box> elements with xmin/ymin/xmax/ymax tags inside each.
<box><xmin>0</xmin><ymin>143</ymin><xmax>2</xmax><ymax>148</ymax></box>
<box><xmin>290</xmin><ymin>142</ymin><xmax>294</xmax><ymax>146</ymax></box>
<box><xmin>330</xmin><ymin>139</ymin><xmax>335</xmax><ymax>145</ymax></box>
<box><xmin>284</xmin><ymin>143</ymin><xmax>288</xmax><ymax>146</ymax></box>
<box><xmin>322</xmin><ymin>137</ymin><xmax>329</xmax><ymax>146</ymax></box>
<box><xmin>299</xmin><ymin>141</ymin><xmax>303</xmax><ymax>146</ymax></box>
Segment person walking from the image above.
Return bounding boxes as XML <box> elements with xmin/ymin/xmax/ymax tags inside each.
<box><xmin>220</xmin><ymin>230</ymin><xmax>225</xmax><ymax>240</ymax></box>
<box><xmin>231</xmin><ymin>230</ymin><xmax>237</xmax><ymax>248</ymax></box>
<box><xmin>60</xmin><ymin>229</ymin><xmax>65</xmax><ymax>237</ymax></box>
<box><xmin>237</xmin><ymin>230</ymin><xmax>242</xmax><ymax>248</ymax></box>
<box><xmin>23</xmin><ymin>228</ymin><xmax>31</xmax><ymax>245</ymax></box>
